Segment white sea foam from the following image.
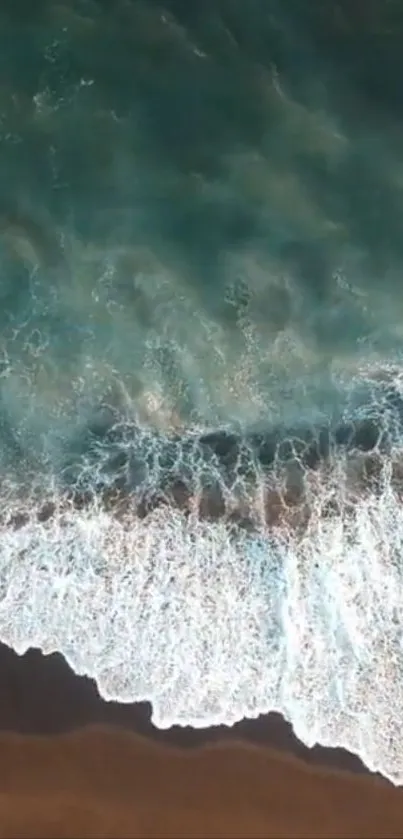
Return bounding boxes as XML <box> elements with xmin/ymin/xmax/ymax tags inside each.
<box><xmin>0</xmin><ymin>457</ymin><xmax>402</xmax><ymax>784</ymax></box>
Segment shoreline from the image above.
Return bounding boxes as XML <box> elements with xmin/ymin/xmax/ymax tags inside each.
<box><xmin>0</xmin><ymin>641</ymin><xmax>402</xmax><ymax>837</ymax></box>
<box><xmin>0</xmin><ymin>641</ymin><xmax>382</xmax><ymax>777</ymax></box>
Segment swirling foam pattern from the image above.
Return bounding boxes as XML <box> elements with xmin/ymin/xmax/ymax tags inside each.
<box><xmin>1</xmin><ymin>369</ymin><xmax>403</xmax><ymax>783</ymax></box>
<box><xmin>2</xmin><ymin>0</ymin><xmax>403</xmax><ymax>790</ymax></box>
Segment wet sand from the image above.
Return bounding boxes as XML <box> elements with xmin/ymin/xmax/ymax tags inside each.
<box><xmin>0</xmin><ymin>642</ymin><xmax>403</xmax><ymax>838</ymax></box>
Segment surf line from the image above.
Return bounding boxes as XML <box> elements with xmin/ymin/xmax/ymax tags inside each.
<box><xmin>4</xmin><ymin>377</ymin><xmax>402</xmax><ymax>536</ymax></box>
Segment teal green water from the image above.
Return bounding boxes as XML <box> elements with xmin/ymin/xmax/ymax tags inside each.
<box><xmin>4</xmin><ymin>5</ymin><xmax>403</xmax><ymax>778</ymax></box>
<box><xmin>0</xmin><ymin>0</ymin><xmax>403</xmax><ymax>484</ymax></box>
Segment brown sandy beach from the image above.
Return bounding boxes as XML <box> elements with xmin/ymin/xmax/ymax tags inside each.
<box><xmin>0</xmin><ymin>642</ymin><xmax>402</xmax><ymax>838</ymax></box>
<box><xmin>0</xmin><ymin>0</ymin><xmax>403</xmax><ymax>835</ymax></box>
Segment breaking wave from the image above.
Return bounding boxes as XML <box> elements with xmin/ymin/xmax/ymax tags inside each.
<box><xmin>1</xmin><ymin>364</ymin><xmax>403</xmax><ymax>784</ymax></box>
<box><xmin>3</xmin><ymin>0</ymin><xmax>403</xmax><ymax>791</ymax></box>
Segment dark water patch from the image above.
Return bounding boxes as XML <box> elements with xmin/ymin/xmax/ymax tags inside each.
<box><xmin>44</xmin><ymin>375</ymin><xmax>403</xmax><ymax>529</ymax></box>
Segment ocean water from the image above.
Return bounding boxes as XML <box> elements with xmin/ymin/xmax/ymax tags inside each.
<box><xmin>1</xmin><ymin>0</ymin><xmax>403</xmax><ymax>782</ymax></box>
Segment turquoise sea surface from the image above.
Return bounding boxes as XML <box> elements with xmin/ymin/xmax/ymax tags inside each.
<box><xmin>1</xmin><ymin>0</ymin><xmax>403</xmax><ymax>784</ymax></box>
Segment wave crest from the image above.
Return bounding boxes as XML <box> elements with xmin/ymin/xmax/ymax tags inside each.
<box><xmin>0</xmin><ymin>438</ymin><xmax>403</xmax><ymax>784</ymax></box>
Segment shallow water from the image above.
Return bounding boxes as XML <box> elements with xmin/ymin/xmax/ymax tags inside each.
<box><xmin>1</xmin><ymin>0</ymin><xmax>403</xmax><ymax>783</ymax></box>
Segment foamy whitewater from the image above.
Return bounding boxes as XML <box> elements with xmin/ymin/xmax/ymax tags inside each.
<box><xmin>2</xmin><ymin>0</ymin><xmax>403</xmax><ymax>794</ymax></box>
<box><xmin>1</xmin><ymin>367</ymin><xmax>403</xmax><ymax>785</ymax></box>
